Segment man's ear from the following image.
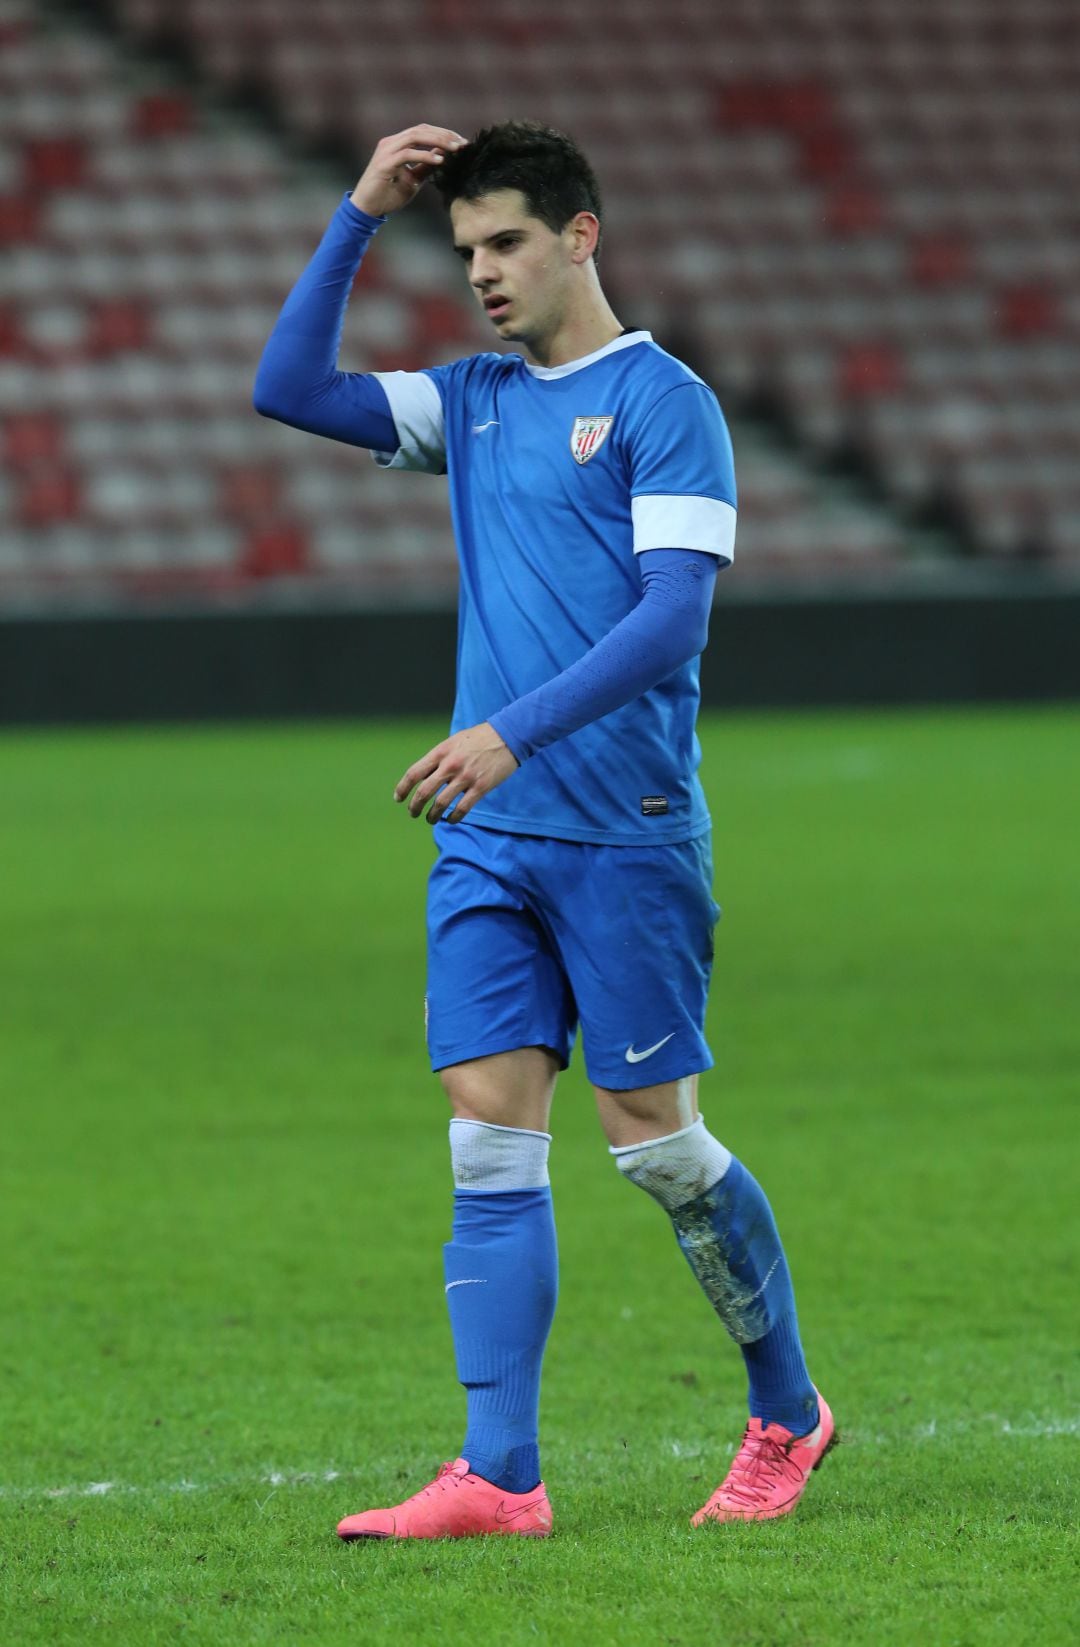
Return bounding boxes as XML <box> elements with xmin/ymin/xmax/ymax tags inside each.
<box><xmin>568</xmin><ymin>211</ymin><xmax>601</xmax><ymax>264</ymax></box>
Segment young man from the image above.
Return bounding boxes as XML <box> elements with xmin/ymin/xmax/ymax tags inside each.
<box><xmin>255</xmin><ymin>121</ymin><xmax>836</xmax><ymax>1539</ymax></box>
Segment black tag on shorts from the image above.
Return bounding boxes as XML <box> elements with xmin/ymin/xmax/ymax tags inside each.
<box><xmin>641</xmin><ymin>795</ymin><xmax>669</xmax><ymax>816</ymax></box>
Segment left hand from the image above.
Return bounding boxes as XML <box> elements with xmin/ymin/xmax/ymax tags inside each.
<box><xmin>394</xmin><ymin>722</ymin><xmax>519</xmax><ymax>824</ymax></box>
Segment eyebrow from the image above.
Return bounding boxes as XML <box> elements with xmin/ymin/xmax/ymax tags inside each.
<box><xmin>452</xmin><ymin>228</ymin><xmax>526</xmax><ymax>257</ymax></box>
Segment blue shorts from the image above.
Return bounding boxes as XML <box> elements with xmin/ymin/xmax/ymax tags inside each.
<box><xmin>425</xmin><ymin>822</ymin><xmax>720</xmax><ymax>1091</ymax></box>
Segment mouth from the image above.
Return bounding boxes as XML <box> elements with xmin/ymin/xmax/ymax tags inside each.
<box><xmin>483</xmin><ymin>295</ymin><xmax>511</xmax><ymax>321</ymax></box>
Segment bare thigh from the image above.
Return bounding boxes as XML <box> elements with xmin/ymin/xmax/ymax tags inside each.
<box><xmin>594</xmin><ymin>1074</ymin><xmax>700</xmax><ymax>1148</ymax></box>
<box><xmin>439</xmin><ymin>1045</ymin><xmax>560</xmax><ymax>1133</ymax></box>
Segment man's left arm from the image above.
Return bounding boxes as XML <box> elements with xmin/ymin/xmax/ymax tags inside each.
<box><xmin>394</xmin><ymin>548</ymin><xmax>718</xmax><ymax>823</ymax></box>
<box><xmin>395</xmin><ymin>379</ymin><xmax>737</xmax><ymax>822</ymax></box>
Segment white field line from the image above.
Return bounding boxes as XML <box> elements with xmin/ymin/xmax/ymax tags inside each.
<box><xmin>0</xmin><ymin>1467</ymin><xmax>354</xmax><ymax>1505</ymax></box>
<box><xmin>1</xmin><ymin>1414</ymin><xmax>1075</xmax><ymax>1505</ymax></box>
<box><xmin>667</xmin><ymin>1412</ymin><xmax>1080</xmax><ymax>1460</ymax></box>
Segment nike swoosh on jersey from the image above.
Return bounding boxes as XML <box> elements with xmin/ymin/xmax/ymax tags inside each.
<box><xmin>471</xmin><ymin>420</ymin><xmax>500</xmax><ymax>432</ymax></box>
<box><xmin>624</xmin><ymin>1033</ymin><xmax>676</xmax><ymax>1063</ymax></box>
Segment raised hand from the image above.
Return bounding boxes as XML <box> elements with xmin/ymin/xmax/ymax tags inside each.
<box><xmin>351</xmin><ymin>123</ymin><xmax>467</xmax><ymax>217</ymax></box>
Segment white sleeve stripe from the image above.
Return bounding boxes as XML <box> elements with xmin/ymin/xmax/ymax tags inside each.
<box><xmin>631</xmin><ymin>494</ymin><xmax>737</xmax><ymax>560</ymax></box>
<box><xmin>370</xmin><ymin>369</ymin><xmax>446</xmax><ymax>473</ymax></box>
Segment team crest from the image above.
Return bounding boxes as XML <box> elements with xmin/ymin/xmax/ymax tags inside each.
<box><xmin>570</xmin><ymin>415</ymin><xmax>615</xmax><ymax>465</ymax></box>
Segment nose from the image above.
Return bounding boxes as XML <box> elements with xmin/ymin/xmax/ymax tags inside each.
<box><xmin>470</xmin><ymin>250</ymin><xmax>498</xmax><ymax>290</ymax></box>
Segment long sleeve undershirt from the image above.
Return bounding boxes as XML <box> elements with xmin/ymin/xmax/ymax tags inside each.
<box><xmin>254</xmin><ymin>196</ymin><xmax>721</xmax><ymax>764</ymax></box>
<box><xmin>490</xmin><ymin>549</ymin><xmax>718</xmax><ymax>763</ymax></box>
<box><xmin>254</xmin><ymin>197</ymin><xmax>396</xmax><ymax>448</ymax></box>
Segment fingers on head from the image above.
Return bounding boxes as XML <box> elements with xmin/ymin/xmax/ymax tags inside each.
<box><xmin>414</xmin><ymin>122</ymin><xmax>467</xmax><ymax>145</ymax></box>
<box><xmin>393</xmin><ymin>123</ymin><xmax>466</xmax><ymax>150</ymax></box>
<box><xmin>400</xmin><ymin>155</ymin><xmax>443</xmax><ymax>175</ymax></box>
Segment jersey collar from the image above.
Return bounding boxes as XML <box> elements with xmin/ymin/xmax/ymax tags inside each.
<box><xmin>522</xmin><ymin>329</ymin><xmax>653</xmax><ymax>380</ymax></box>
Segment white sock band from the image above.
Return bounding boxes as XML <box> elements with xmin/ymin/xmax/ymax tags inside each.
<box><xmin>449</xmin><ymin>1119</ymin><xmax>552</xmax><ymax>1191</ymax></box>
<box><xmin>611</xmin><ymin>1116</ymin><xmax>732</xmax><ymax>1213</ymax></box>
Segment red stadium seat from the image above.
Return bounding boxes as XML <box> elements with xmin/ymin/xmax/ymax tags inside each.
<box><xmin>838</xmin><ymin>342</ymin><xmax>905</xmax><ymax>401</ymax></box>
<box><xmin>0</xmin><ymin>194</ymin><xmax>41</xmax><ymax>244</ymax></box>
<box><xmin>131</xmin><ymin>90</ymin><xmax>195</xmax><ymax>139</ymax></box>
<box><xmin>18</xmin><ymin>467</ymin><xmax>83</xmax><ymax>526</ymax></box>
<box><xmin>5</xmin><ymin>412</ymin><xmax>66</xmax><ymax>465</ymax></box>
<box><xmin>23</xmin><ymin>136</ymin><xmax>90</xmax><ymax>191</ymax></box>
<box><xmin>218</xmin><ymin>464</ymin><xmax>283</xmax><ymax>523</ymax></box>
<box><xmin>240</xmin><ymin>522</ymin><xmax>311</xmax><ymax>578</ymax></box>
<box><xmin>909</xmin><ymin>232</ymin><xmax>973</xmax><ymax>289</ymax></box>
<box><xmin>0</xmin><ymin>305</ymin><xmax>24</xmax><ymax>358</ymax></box>
<box><xmin>413</xmin><ymin>294</ymin><xmax>478</xmax><ymax>348</ymax></box>
<box><xmin>715</xmin><ymin>79</ymin><xmax>835</xmax><ymax>134</ymax></box>
<box><xmin>824</xmin><ymin>185</ymin><xmax>888</xmax><ymax>236</ymax></box>
<box><xmin>995</xmin><ymin>283</ymin><xmax>1063</xmax><ymax>341</ymax></box>
<box><xmin>796</xmin><ymin>125</ymin><xmax>859</xmax><ymax>184</ymax></box>
<box><xmin>86</xmin><ymin>300</ymin><xmax>154</xmax><ymax>357</ymax></box>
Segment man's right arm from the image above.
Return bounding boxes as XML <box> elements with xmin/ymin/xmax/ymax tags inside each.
<box><xmin>252</xmin><ymin>198</ymin><xmax>398</xmax><ymax>447</ymax></box>
<box><xmin>253</xmin><ymin>124</ymin><xmax>465</xmax><ymax>449</ymax></box>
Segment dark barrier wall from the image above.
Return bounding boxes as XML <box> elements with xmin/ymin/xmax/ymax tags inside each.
<box><xmin>1</xmin><ymin>587</ymin><xmax>1078</xmax><ymax>725</ymax></box>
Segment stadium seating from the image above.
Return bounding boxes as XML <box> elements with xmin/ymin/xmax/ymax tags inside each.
<box><xmin>0</xmin><ymin>0</ymin><xmax>480</xmax><ymax>599</ymax></box>
<box><xmin>2</xmin><ymin>0</ymin><xmax>1076</xmax><ymax>605</ymax></box>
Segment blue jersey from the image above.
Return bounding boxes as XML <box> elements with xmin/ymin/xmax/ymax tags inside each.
<box><xmin>374</xmin><ymin>332</ymin><xmax>736</xmax><ymax>845</ymax></box>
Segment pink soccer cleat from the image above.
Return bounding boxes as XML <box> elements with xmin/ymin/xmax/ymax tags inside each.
<box><xmin>336</xmin><ymin>1457</ymin><xmax>553</xmax><ymax>1541</ymax></box>
<box><xmin>692</xmin><ymin>1391</ymin><xmax>838</xmax><ymax>1525</ymax></box>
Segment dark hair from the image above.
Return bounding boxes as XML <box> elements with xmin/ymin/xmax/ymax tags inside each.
<box><xmin>432</xmin><ymin>121</ymin><xmax>604</xmax><ymax>259</ymax></box>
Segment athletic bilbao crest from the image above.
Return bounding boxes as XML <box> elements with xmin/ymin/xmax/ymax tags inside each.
<box><xmin>570</xmin><ymin>414</ymin><xmax>615</xmax><ymax>464</ymax></box>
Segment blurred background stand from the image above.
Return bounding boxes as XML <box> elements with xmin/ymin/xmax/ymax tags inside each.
<box><xmin>1</xmin><ymin>0</ymin><xmax>1078</xmax><ymax>720</ymax></box>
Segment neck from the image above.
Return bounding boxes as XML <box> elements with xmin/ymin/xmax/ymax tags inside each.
<box><xmin>524</xmin><ymin>289</ymin><xmax>623</xmax><ymax>370</ymax></box>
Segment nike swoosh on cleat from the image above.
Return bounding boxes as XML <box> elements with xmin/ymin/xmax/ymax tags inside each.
<box><xmin>625</xmin><ymin>1033</ymin><xmax>676</xmax><ymax>1063</ymax></box>
<box><xmin>494</xmin><ymin>1497</ymin><xmax>549</xmax><ymax>1525</ymax></box>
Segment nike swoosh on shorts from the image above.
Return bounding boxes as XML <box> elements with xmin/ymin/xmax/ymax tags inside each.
<box><xmin>625</xmin><ymin>1033</ymin><xmax>676</xmax><ymax>1063</ymax></box>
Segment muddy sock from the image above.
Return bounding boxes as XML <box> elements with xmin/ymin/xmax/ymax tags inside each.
<box><xmin>612</xmin><ymin>1120</ymin><xmax>819</xmax><ymax>1436</ymax></box>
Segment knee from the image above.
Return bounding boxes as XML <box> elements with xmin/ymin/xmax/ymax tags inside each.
<box><xmin>440</xmin><ymin>1063</ymin><xmax>502</xmax><ymax>1123</ymax></box>
<box><xmin>438</xmin><ymin>1048</ymin><xmax>557</xmax><ymax>1131</ymax></box>
<box><xmin>595</xmin><ymin>1074</ymin><xmax>699</xmax><ymax>1149</ymax></box>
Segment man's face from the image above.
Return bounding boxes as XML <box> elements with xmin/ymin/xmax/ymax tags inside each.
<box><xmin>450</xmin><ymin>189</ymin><xmax>576</xmax><ymax>349</ymax></box>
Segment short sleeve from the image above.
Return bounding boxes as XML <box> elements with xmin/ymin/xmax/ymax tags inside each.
<box><xmin>628</xmin><ymin>382</ymin><xmax>738</xmax><ymax>562</ymax></box>
<box><xmin>370</xmin><ymin>369</ymin><xmax>446</xmax><ymax>473</ymax></box>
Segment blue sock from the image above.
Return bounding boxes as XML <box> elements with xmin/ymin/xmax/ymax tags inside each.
<box><xmin>671</xmin><ymin>1158</ymin><xmax>819</xmax><ymax>1435</ymax></box>
<box><xmin>444</xmin><ymin>1186</ymin><xmax>557</xmax><ymax>1493</ymax></box>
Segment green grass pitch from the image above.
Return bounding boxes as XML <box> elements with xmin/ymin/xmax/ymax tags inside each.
<box><xmin>2</xmin><ymin>708</ymin><xmax>1077</xmax><ymax>1646</ymax></box>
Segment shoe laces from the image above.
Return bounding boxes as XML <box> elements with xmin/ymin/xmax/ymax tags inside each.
<box><xmin>721</xmin><ymin>1425</ymin><xmax>801</xmax><ymax>1507</ymax></box>
<box><xmin>413</xmin><ymin>1459</ymin><xmax>469</xmax><ymax>1503</ymax></box>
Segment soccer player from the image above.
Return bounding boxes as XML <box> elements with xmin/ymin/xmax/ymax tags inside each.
<box><xmin>255</xmin><ymin>121</ymin><xmax>836</xmax><ymax>1538</ymax></box>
